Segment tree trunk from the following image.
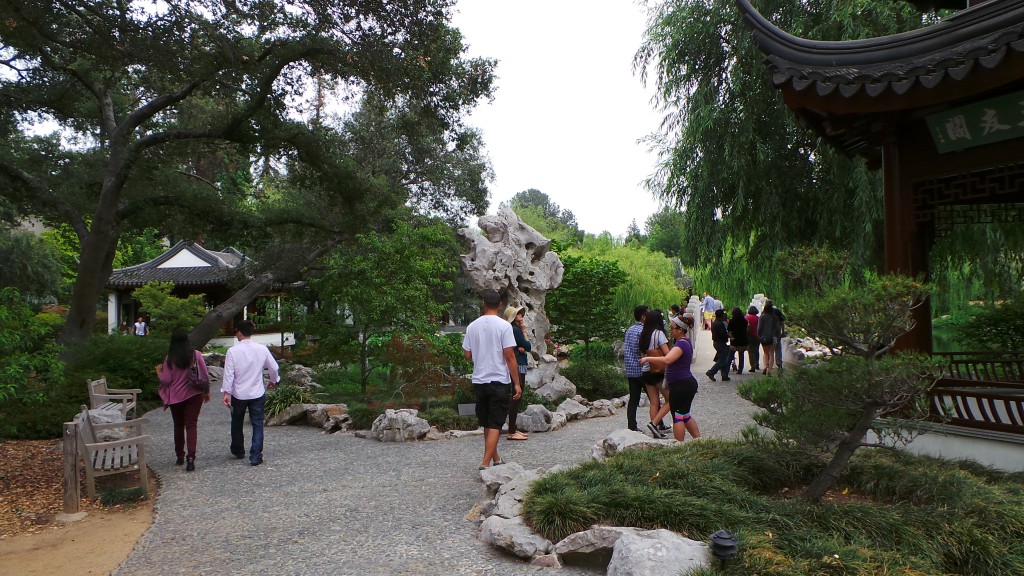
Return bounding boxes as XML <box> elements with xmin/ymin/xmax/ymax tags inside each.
<box><xmin>59</xmin><ymin>216</ymin><xmax>122</xmax><ymax>347</ymax></box>
<box><xmin>803</xmin><ymin>403</ymin><xmax>880</xmax><ymax>503</ymax></box>
<box><xmin>359</xmin><ymin>333</ymin><xmax>369</xmax><ymax>394</ymax></box>
<box><xmin>189</xmin><ymin>272</ymin><xmax>275</xmax><ymax>348</ymax></box>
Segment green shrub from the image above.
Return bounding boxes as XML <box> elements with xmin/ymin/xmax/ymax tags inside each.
<box><xmin>961</xmin><ymin>295</ymin><xmax>1024</xmax><ymax>351</ymax></box>
<box><xmin>419</xmin><ymin>406</ymin><xmax>477</xmax><ymax>432</ymax></box>
<box><xmin>571</xmin><ymin>339</ymin><xmax>616</xmax><ymax>361</ymax></box>
<box><xmin>523</xmin><ymin>440</ymin><xmax>1024</xmax><ymax>574</ymax></box>
<box><xmin>64</xmin><ymin>334</ymin><xmax>168</xmax><ymax>404</ymax></box>
<box><xmin>347</xmin><ymin>403</ymin><xmax>383</xmax><ymax>430</ymax></box>
<box><xmin>561</xmin><ymin>358</ymin><xmax>625</xmax><ymax>401</ymax></box>
<box><xmin>265</xmin><ymin>384</ymin><xmax>317</xmax><ymax>418</ymax></box>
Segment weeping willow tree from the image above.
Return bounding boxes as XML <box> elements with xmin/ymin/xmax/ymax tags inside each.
<box><xmin>635</xmin><ymin>0</ymin><xmax>934</xmax><ymax>282</ymax></box>
<box><xmin>930</xmin><ymin>222</ymin><xmax>1024</xmax><ymax>317</ymax></box>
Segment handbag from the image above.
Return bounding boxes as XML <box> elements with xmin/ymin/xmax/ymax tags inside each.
<box><xmin>188</xmin><ymin>351</ymin><xmax>210</xmax><ymax>393</ymax></box>
<box><xmin>646</xmin><ymin>347</ymin><xmax>665</xmax><ymax>375</ymax></box>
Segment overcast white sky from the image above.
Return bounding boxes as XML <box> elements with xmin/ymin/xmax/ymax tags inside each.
<box><xmin>452</xmin><ymin>0</ymin><xmax>665</xmax><ymax>237</ymax></box>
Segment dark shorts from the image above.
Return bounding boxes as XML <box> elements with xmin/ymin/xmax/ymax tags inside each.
<box><xmin>668</xmin><ymin>376</ymin><xmax>699</xmax><ymax>421</ymax></box>
<box><xmin>475</xmin><ymin>382</ymin><xmax>510</xmax><ymax>430</ymax></box>
<box><xmin>642</xmin><ymin>371</ymin><xmax>663</xmax><ymax>387</ymax></box>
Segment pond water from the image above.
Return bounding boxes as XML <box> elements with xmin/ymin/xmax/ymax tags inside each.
<box><xmin>932</xmin><ymin>326</ymin><xmax>966</xmax><ymax>353</ymax></box>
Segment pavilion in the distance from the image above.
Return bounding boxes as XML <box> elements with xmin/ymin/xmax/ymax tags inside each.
<box><xmin>106</xmin><ymin>240</ymin><xmax>295</xmax><ymax>347</ymax></box>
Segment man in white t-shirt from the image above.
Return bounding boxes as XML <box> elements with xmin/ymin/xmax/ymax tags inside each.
<box><xmin>133</xmin><ymin>316</ymin><xmax>148</xmax><ymax>337</ymax></box>
<box><xmin>462</xmin><ymin>290</ymin><xmax>522</xmax><ymax>470</ymax></box>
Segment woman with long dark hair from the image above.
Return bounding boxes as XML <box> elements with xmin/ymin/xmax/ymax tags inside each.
<box><xmin>638</xmin><ymin>309</ymin><xmax>671</xmax><ymax>438</ymax></box>
<box><xmin>156</xmin><ymin>330</ymin><xmax>210</xmax><ymax>471</ymax></box>
<box><xmin>641</xmin><ymin>316</ymin><xmax>701</xmax><ymax>441</ymax></box>
<box><xmin>757</xmin><ymin>300</ymin><xmax>783</xmax><ymax>375</ymax></box>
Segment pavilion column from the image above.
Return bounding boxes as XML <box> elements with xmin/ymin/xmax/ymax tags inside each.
<box><xmin>882</xmin><ymin>139</ymin><xmax>932</xmax><ymax>353</ymax></box>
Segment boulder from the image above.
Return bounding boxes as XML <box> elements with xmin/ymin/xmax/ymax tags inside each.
<box><xmin>516</xmin><ymin>405</ymin><xmax>553</xmax><ymax>433</ymax></box>
<box><xmin>606</xmin><ymin>529</ymin><xmax>710</xmax><ymax>576</ymax></box>
<box><xmin>548</xmin><ymin>411</ymin><xmax>568</xmax><ymax>432</ymax></box>
<box><xmin>479</xmin><ymin>515</ymin><xmax>553</xmax><ymax>559</ymax></box>
<box><xmin>202</xmin><ymin>352</ymin><xmax>225</xmax><ymax>368</ymax></box>
<box><xmin>592</xmin><ymin>429</ymin><xmax>675</xmax><ymax>461</ymax></box>
<box><xmin>369</xmin><ymin>409</ymin><xmax>431</xmax><ymax>442</ymax></box>
<box><xmin>493</xmin><ymin>470</ymin><xmax>541</xmax><ymax>518</ymax></box>
<box><xmin>556</xmin><ymin>398</ymin><xmax>589</xmax><ymax>421</ymax></box>
<box><xmin>422</xmin><ymin>426</ymin><xmax>445</xmax><ymax>441</ymax></box>
<box><xmin>306</xmin><ymin>403</ymin><xmax>348</xmax><ymax>428</ymax></box>
<box><xmin>205</xmin><ymin>365</ymin><xmax>224</xmax><ymax>386</ymax></box>
<box><xmin>554</xmin><ymin>526</ymin><xmax>638</xmax><ymax>568</ymax></box>
<box><xmin>531</xmin><ymin>554</ymin><xmax>562</xmax><ymax>568</ymax></box>
<box><xmin>284</xmin><ymin>364</ymin><xmax>317</xmax><ymax>388</ymax></box>
<box><xmin>480</xmin><ymin>462</ymin><xmax>528</xmax><ymax>497</ymax></box>
<box><xmin>445</xmin><ymin>428</ymin><xmax>484</xmax><ymax>439</ymax></box>
<box><xmin>266</xmin><ymin>403</ymin><xmax>307</xmax><ymax>426</ymax></box>
<box><xmin>586</xmin><ymin>399</ymin><xmax>616</xmax><ymax>419</ymax></box>
<box><xmin>536</xmin><ymin>375</ymin><xmax>576</xmax><ymax>402</ymax></box>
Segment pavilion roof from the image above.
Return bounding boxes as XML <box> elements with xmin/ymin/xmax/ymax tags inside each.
<box><xmin>737</xmin><ymin>0</ymin><xmax>1024</xmax><ymax>160</ymax></box>
<box><xmin>106</xmin><ymin>240</ymin><xmax>250</xmax><ymax>289</ymax></box>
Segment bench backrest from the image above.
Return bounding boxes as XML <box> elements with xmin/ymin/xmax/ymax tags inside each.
<box><xmin>77</xmin><ymin>405</ymin><xmax>97</xmax><ymax>445</ymax></box>
<box><xmin>88</xmin><ymin>377</ymin><xmax>108</xmax><ymax>397</ymax></box>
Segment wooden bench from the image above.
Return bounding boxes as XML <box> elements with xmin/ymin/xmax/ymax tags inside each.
<box><xmin>76</xmin><ymin>405</ymin><xmax>151</xmax><ymax>499</ymax></box>
<box><xmin>87</xmin><ymin>377</ymin><xmax>141</xmax><ymax>419</ymax></box>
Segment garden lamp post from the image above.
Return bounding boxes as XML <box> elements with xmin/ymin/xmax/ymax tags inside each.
<box><xmin>709</xmin><ymin>530</ymin><xmax>739</xmax><ymax>567</ymax></box>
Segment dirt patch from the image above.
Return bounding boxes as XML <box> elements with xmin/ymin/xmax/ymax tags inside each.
<box><xmin>0</xmin><ymin>439</ymin><xmax>154</xmax><ymax>575</ymax></box>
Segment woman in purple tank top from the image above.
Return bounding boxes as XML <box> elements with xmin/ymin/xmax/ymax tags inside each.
<box><xmin>640</xmin><ymin>316</ymin><xmax>701</xmax><ymax>441</ymax></box>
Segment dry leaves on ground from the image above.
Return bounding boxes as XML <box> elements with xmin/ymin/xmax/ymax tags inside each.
<box><xmin>0</xmin><ymin>439</ymin><xmax>149</xmax><ymax>539</ymax></box>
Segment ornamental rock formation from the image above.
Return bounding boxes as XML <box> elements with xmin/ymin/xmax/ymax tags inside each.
<box><xmin>458</xmin><ymin>208</ymin><xmax>573</xmax><ymax>397</ymax></box>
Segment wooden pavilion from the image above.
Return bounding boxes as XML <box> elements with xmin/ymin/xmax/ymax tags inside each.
<box><xmin>736</xmin><ymin>0</ymin><xmax>1024</xmax><ymax>463</ymax></box>
<box><xmin>737</xmin><ymin>0</ymin><xmax>1024</xmax><ymax>352</ymax></box>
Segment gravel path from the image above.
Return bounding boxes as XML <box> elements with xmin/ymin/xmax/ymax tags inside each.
<box><xmin>114</xmin><ymin>329</ymin><xmax>758</xmax><ymax>576</ymax></box>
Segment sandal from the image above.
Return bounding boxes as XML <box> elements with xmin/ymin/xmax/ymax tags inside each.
<box><xmin>492</xmin><ymin>459</ymin><xmax>506</xmax><ymax>466</ymax></box>
<box><xmin>507</xmin><ymin>432</ymin><xmax>528</xmax><ymax>440</ymax></box>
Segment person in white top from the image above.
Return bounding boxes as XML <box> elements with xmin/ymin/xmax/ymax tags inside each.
<box><xmin>221</xmin><ymin>320</ymin><xmax>279</xmax><ymax>466</ymax></box>
<box><xmin>134</xmin><ymin>316</ymin><xmax>149</xmax><ymax>337</ymax></box>
<box><xmin>462</xmin><ymin>290</ymin><xmax>521</xmax><ymax>471</ymax></box>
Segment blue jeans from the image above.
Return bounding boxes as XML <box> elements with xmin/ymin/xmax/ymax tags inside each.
<box><xmin>710</xmin><ymin>341</ymin><xmax>731</xmax><ymax>378</ymax></box>
<box><xmin>230</xmin><ymin>394</ymin><xmax>265</xmax><ymax>463</ymax></box>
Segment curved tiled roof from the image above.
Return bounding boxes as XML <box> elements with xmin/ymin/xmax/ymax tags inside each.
<box><xmin>736</xmin><ymin>0</ymin><xmax>1024</xmax><ymax>159</ymax></box>
<box><xmin>107</xmin><ymin>241</ymin><xmax>250</xmax><ymax>289</ymax></box>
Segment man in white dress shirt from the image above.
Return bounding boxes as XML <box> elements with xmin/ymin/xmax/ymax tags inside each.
<box><xmin>221</xmin><ymin>320</ymin><xmax>279</xmax><ymax>466</ymax></box>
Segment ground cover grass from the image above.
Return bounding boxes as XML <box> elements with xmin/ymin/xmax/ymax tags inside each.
<box><xmin>522</xmin><ymin>437</ymin><xmax>1024</xmax><ymax>575</ymax></box>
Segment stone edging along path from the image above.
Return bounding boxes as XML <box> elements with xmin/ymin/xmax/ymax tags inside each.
<box><xmin>114</xmin><ymin>329</ymin><xmax>757</xmax><ymax>576</ymax></box>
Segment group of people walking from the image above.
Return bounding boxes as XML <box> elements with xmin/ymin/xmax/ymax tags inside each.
<box><xmin>704</xmin><ymin>299</ymin><xmax>785</xmax><ymax>381</ymax></box>
<box><xmin>624</xmin><ymin>297</ymin><xmax>786</xmax><ymax>440</ymax></box>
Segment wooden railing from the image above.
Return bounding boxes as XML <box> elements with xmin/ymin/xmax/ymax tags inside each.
<box><xmin>929</xmin><ymin>352</ymin><xmax>1024</xmax><ymax>436</ymax></box>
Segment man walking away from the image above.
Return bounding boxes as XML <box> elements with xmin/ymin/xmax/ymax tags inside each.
<box><xmin>463</xmin><ymin>290</ymin><xmax>522</xmax><ymax>470</ymax></box>
<box><xmin>221</xmin><ymin>320</ymin><xmax>280</xmax><ymax>466</ymax></box>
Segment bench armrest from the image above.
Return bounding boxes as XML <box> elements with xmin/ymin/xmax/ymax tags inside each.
<box><xmin>92</xmin><ymin>393</ymin><xmax>137</xmax><ymax>402</ymax></box>
<box><xmin>84</xmin><ymin>434</ymin><xmax>152</xmax><ymax>451</ymax></box>
<box><xmin>105</xmin><ymin>388</ymin><xmax>142</xmax><ymax>394</ymax></box>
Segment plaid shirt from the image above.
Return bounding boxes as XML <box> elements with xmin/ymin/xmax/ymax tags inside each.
<box><xmin>623</xmin><ymin>322</ymin><xmax>644</xmax><ymax>378</ymax></box>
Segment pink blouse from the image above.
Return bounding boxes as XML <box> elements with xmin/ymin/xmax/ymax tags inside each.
<box><xmin>158</xmin><ymin>350</ymin><xmax>210</xmax><ymax>407</ymax></box>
